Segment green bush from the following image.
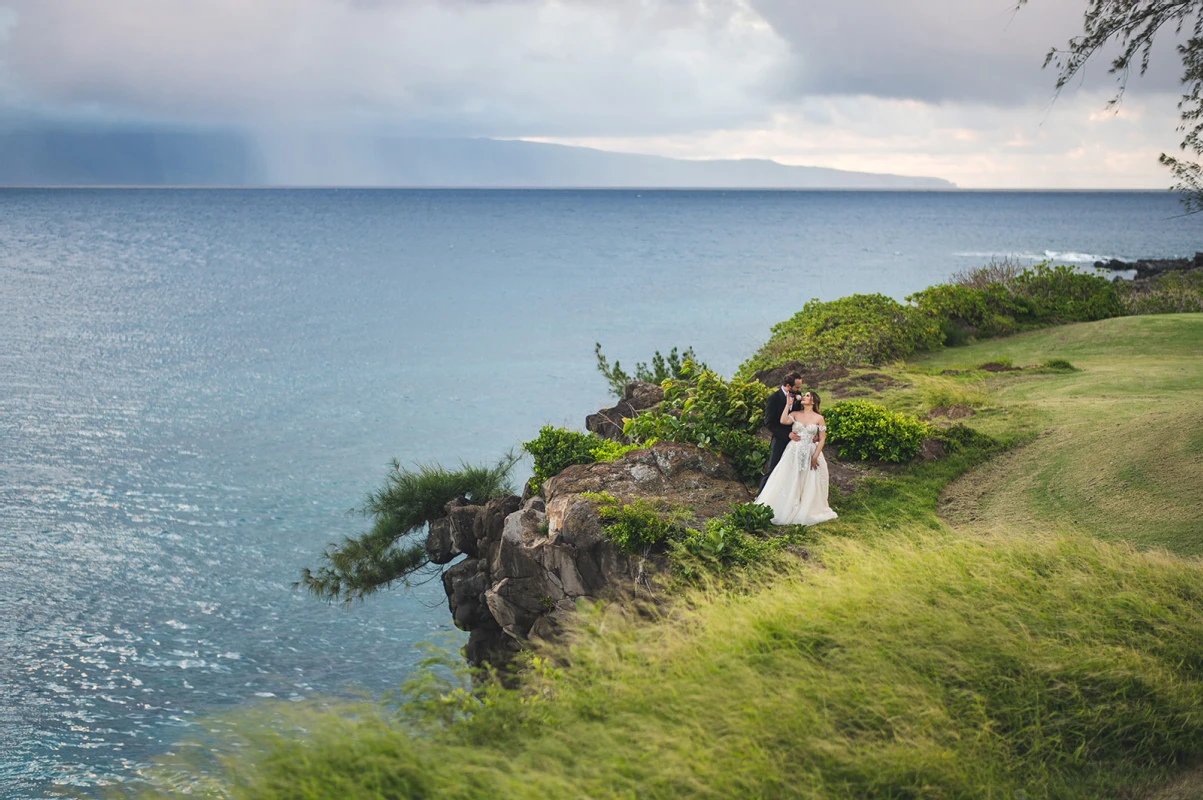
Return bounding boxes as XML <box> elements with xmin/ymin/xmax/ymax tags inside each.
<box><xmin>591</xmin><ymin>438</ymin><xmax>653</xmax><ymax>462</ymax></box>
<box><xmin>522</xmin><ymin>427</ymin><xmax>650</xmax><ymax>494</ymax></box>
<box><xmin>522</xmin><ymin>427</ymin><xmax>601</xmax><ymax>493</ymax></box>
<box><xmin>582</xmin><ymin>495</ymin><xmax>778</xmax><ymax>570</ymax></box>
<box><xmin>721</xmin><ymin>502</ymin><xmax>776</xmax><ymax>534</ymax></box>
<box><xmin>624</xmin><ymin>362</ymin><xmax>772</xmax><ymax>484</ymax></box>
<box><xmin>907</xmin><ymin>283</ymin><xmax>1021</xmax><ymax>343</ymax></box>
<box><xmin>583</xmin><ymin>492</ymin><xmax>686</xmax><ymax>554</ymax></box>
<box><xmin>739</xmin><ymin>294</ymin><xmax>944</xmax><ymax>376</ymax></box>
<box><xmin>1042</xmin><ymin>358</ymin><xmax>1077</xmax><ymax>371</ymax></box>
<box><xmin>910</xmin><ymin>262</ymin><xmax>1125</xmax><ymax>349</ymax></box>
<box><xmin>825</xmin><ymin>400</ymin><xmax>928</xmax><ymax>462</ymax></box>
<box><xmin>1009</xmin><ymin>263</ymin><xmax>1125</xmax><ymax>323</ymax></box>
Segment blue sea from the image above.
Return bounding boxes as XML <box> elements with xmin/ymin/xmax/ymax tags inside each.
<box><xmin>0</xmin><ymin>189</ymin><xmax>1197</xmax><ymax>797</ymax></box>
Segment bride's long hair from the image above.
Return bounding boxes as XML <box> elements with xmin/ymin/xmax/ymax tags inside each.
<box><xmin>804</xmin><ymin>389</ymin><xmax>821</xmax><ymax>413</ymax></box>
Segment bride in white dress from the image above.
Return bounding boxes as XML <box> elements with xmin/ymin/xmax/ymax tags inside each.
<box><xmin>756</xmin><ymin>390</ymin><xmax>838</xmax><ymax>526</ymax></box>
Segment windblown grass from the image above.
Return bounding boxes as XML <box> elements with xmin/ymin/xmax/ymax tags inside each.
<box><xmin>134</xmin><ymin>531</ymin><xmax>1203</xmax><ymax>800</ymax></box>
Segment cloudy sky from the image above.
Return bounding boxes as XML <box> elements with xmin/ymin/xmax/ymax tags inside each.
<box><xmin>0</xmin><ymin>0</ymin><xmax>1193</xmax><ymax>187</ymax></box>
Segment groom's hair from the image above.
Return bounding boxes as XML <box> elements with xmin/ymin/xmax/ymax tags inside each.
<box><xmin>782</xmin><ymin>372</ymin><xmax>802</xmax><ymax>386</ymax></box>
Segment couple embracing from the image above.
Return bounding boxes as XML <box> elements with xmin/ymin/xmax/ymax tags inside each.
<box><xmin>755</xmin><ymin>372</ymin><xmax>838</xmax><ymax>526</ymax></box>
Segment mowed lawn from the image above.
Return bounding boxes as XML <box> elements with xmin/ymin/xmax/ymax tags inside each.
<box><xmin>915</xmin><ymin>314</ymin><xmax>1203</xmax><ymax>556</ymax></box>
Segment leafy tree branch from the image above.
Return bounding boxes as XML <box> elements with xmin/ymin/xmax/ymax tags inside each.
<box><xmin>1024</xmin><ymin>0</ymin><xmax>1203</xmax><ymax>210</ymax></box>
<box><xmin>298</xmin><ymin>454</ymin><xmax>518</xmax><ymax>603</ymax></box>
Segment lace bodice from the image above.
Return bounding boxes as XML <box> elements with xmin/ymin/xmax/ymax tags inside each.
<box><xmin>791</xmin><ymin>421</ymin><xmax>826</xmax><ymax>435</ymax></box>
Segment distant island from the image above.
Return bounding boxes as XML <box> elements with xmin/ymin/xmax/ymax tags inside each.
<box><xmin>0</xmin><ymin>125</ymin><xmax>955</xmax><ymax>189</ymax></box>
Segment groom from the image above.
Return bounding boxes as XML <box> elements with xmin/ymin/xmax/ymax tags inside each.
<box><xmin>758</xmin><ymin>372</ymin><xmax>804</xmax><ymax>492</ymax></box>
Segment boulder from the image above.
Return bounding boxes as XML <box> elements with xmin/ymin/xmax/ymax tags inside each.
<box><xmin>585</xmin><ymin>381</ymin><xmax>665</xmax><ymax>441</ymax></box>
<box><xmin>543</xmin><ymin>440</ymin><xmax>752</xmax><ymax>525</ymax></box>
<box><xmin>432</xmin><ymin>440</ymin><xmax>752</xmax><ymax>670</ymax></box>
<box><xmin>424</xmin><ymin>517</ymin><xmax>456</xmax><ymax>565</ymax></box>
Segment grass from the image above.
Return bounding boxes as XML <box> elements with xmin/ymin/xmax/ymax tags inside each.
<box><xmin>127</xmin><ymin>314</ymin><xmax>1203</xmax><ymax>799</ymax></box>
<box><xmin>135</xmin><ymin>531</ymin><xmax>1203</xmax><ymax>800</ymax></box>
<box><xmin>917</xmin><ymin>314</ymin><xmax>1203</xmax><ymax>555</ymax></box>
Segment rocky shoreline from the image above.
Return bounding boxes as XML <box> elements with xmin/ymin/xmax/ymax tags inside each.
<box><xmin>1094</xmin><ymin>252</ymin><xmax>1203</xmax><ymax>280</ymax></box>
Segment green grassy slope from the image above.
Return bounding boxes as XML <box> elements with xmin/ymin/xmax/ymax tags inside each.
<box><xmin>917</xmin><ymin>314</ymin><xmax>1203</xmax><ymax>555</ymax></box>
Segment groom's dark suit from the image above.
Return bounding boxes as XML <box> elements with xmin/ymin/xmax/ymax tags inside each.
<box><xmin>759</xmin><ymin>388</ymin><xmax>799</xmax><ymax>492</ymax></box>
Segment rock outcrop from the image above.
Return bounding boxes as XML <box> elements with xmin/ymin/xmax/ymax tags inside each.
<box><xmin>1095</xmin><ymin>252</ymin><xmax>1203</xmax><ymax>280</ymax></box>
<box><xmin>585</xmin><ymin>381</ymin><xmax>665</xmax><ymax>441</ymax></box>
<box><xmin>435</xmin><ymin>441</ymin><xmax>752</xmax><ymax>669</ymax></box>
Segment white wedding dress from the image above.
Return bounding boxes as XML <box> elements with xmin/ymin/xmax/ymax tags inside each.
<box><xmin>756</xmin><ymin>421</ymin><xmax>838</xmax><ymax>526</ymax></box>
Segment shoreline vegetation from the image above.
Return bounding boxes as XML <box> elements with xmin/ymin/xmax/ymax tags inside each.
<box><xmin>133</xmin><ymin>259</ymin><xmax>1203</xmax><ymax>799</ymax></box>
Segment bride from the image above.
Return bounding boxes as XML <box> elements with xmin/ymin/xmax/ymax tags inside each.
<box><xmin>755</xmin><ymin>390</ymin><xmax>838</xmax><ymax>526</ymax></box>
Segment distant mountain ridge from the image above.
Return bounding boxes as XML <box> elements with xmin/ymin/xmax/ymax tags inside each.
<box><xmin>0</xmin><ymin>126</ymin><xmax>955</xmax><ymax>189</ymax></box>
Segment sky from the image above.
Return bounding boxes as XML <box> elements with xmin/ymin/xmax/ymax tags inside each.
<box><xmin>0</xmin><ymin>0</ymin><xmax>1195</xmax><ymax>188</ymax></box>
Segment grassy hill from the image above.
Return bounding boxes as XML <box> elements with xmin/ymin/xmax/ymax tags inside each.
<box><xmin>132</xmin><ymin>315</ymin><xmax>1203</xmax><ymax>800</ymax></box>
<box><xmin>918</xmin><ymin>314</ymin><xmax>1203</xmax><ymax>555</ymax></box>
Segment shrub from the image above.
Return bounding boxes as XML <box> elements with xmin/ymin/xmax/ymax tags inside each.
<box><xmin>670</xmin><ymin>503</ymin><xmax>781</xmax><ymax>573</ymax></box>
<box><xmin>948</xmin><ymin>255</ymin><xmax>1025</xmax><ymax>289</ymax></box>
<box><xmin>583</xmin><ymin>492</ymin><xmax>687</xmax><ymax>555</ymax></box>
<box><xmin>582</xmin><ymin>495</ymin><xmax>777</xmax><ymax>570</ymax></box>
<box><xmin>590</xmin><ymin>438</ymin><xmax>653</xmax><ymax>463</ymax></box>
<box><xmin>1117</xmin><ymin>269</ymin><xmax>1203</xmax><ymax>315</ymax></box>
<box><xmin>907</xmin><ymin>283</ymin><xmax>1021</xmax><ymax>343</ymax></box>
<box><xmin>911</xmin><ymin>262</ymin><xmax>1125</xmax><ymax>349</ymax></box>
<box><xmin>595</xmin><ymin>343</ymin><xmax>707</xmax><ymax>398</ymax></box>
<box><xmin>671</xmin><ymin>519</ymin><xmax>779</xmax><ymax>573</ymax></box>
<box><xmin>624</xmin><ymin>362</ymin><xmax>772</xmax><ymax>485</ymax></box>
<box><xmin>523</xmin><ymin>427</ymin><xmax>602</xmax><ymax>493</ymax></box>
<box><xmin>721</xmin><ymin>502</ymin><xmax>776</xmax><ymax>534</ymax></box>
<box><xmin>1009</xmin><ymin>263</ymin><xmax>1125</xmax><ymax>323</ymax></box>
<box><xmin>1042</xmin><ymin>358</ymin><xmax>1077</xmax><ymax>371</ymax></box>
<box><xmin>522</xmin><ymin>427</ymin><xmax>651</xmax><ymax>493</ymax></box>
<box><xmin>739</xmin><ymin>294</ymin><xmax>944</xmax><ymax>376</ymax></box>
<box><xmin>825</xmin><ymin>400</ymin><xmax>928</xmax><ymax>462</ymax></box>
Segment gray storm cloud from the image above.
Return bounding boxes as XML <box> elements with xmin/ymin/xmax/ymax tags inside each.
<box><xmin>1</xmin><ymin>0</ymin><xmax>1188</xmax><ymax>135</ymax></box>
<box><xmin>0</xmin><ymin>0</ymin><xmax>793</xmax><ymax>135</ymax></box>
<box><xmin>750</xmin><ymin>0</ymin><xmax>1188</xmax><ymax>105</ymax></box>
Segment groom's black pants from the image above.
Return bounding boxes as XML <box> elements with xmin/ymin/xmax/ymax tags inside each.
<box><xmin>758</xmin><ymin>436</ymin><xmax>791</xmax><ymax>493</ymax></box>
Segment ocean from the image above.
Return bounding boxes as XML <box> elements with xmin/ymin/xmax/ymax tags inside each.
<box><xmin>0</xmin><ymin>188</ymin><xmax>1197</xmax><ymax>797</ymax></box>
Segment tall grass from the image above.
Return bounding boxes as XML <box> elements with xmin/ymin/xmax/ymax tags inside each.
<box><xmin>922</xmin><ymin>382</ymin><xmax>988</xmax><ymax>409</ymax></box>
<box><xmin>135</xmin><ymin>530</ymin><xmax>1203</xmax><ymax>799</ymax></box>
